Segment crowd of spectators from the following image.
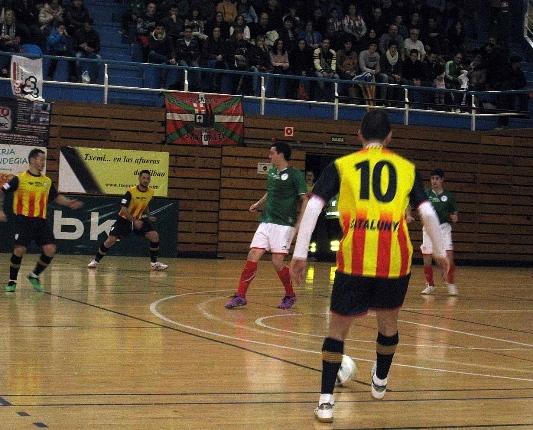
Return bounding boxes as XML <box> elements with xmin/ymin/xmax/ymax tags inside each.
<box><xmin>121</xmin><ymin>0</ymin><xmax>527</xmax><ymax>110</ymax></box>
<box><xmin>0</xmin><ymin>0</ymin><xmax>528</xmax><ymax>113</ymax></box>
<box><xmin>0</xmin><ymin>0</ymin><xmax>100</xmax><ymax>81</ymax></box>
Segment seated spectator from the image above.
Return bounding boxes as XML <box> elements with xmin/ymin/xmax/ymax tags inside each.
<box><xmin>185</xmin><ymin>8</ymin><xmax>207</xmax><ymax>41</ymax></box>
<box><xmin>313</xmin><ymin>38</ymin><xmax>338</xmax><ymax>101</ymax></box>
<box><xmin>205</xmin><ymin>11</ymin><xmax>230</xmax><ymax>41</ymax></box>
<box><xmin>379</xmin><ymin>24</ymin><xmax>403</xmax><ymax>56</ymax></box>
<box><xmin>423</xmin><ymin>17</ymin><xmax>443</xmax><ymax>54</ymax></box>
<box><xmin>237</xmin><ymin>0</ymin><xmax>258</xmax><ymax>24</ymax></box>
<box><xmin>122</xmin><ymin>0</ymin><xmax>145</xmax><ymax>40</ymax></box>
<box><xmin>230</xmin><ymin>14</ymin><xmax>251</xmax><ymax>41</ymax></box>
<box><xmin>408</xmin><ymin>12</ymin><xmax>422</xmax><ymax>32</ymax></box>
<box><xmin>175</xmin><ymin>26</ymin><xmax>201</xmax><ymax>88</ymax></box>
<box><xmin>263</xmin><ymin>0</ymin><xmax>283</xmax><ymax>29</ymax></box>
<box><xmin>250</xmin><ymin>12</ymin><xmax>271</xmax><ymax>40</ymax></box>
<box><xmin>393</xmin><ymin>14</ymin><xmax>409</xmax><ymax>39</ymax></box>
<box><xmin>202</xmin><ymin>26</ymin><xmax>227</xmax><ymax>91</ymax></box>
<box><xmin>162</xmin><ymin>5</ymin><xmax>184</xmax><ymax>43</ymax></box>
<box><xmin>148</xmin><ymin>23</ymin><xmax>176</xmax><ymax>64</ymax></box>
<box><xmin>402</xmin><ymin>48</ymin><xmax>425</xmax><ymax>107</ymax></box>
<box><xmin>497</xmin><ymin>55</ymin><xmax>528</xmax><ymax>127</ymax></box>
<box><xmin>74</xmin><ymin>19</ymin><xmax>101</xmax><ymax>82</ymax></box>
<box><xmin>268</xmin><ymin>38</ymin><xmax>289</xmax><ymax>98</ymax></box>
<box><xmin>0</xmin><ymin>9</ymin><xmax>22</xmax><ymax>76</ymax></box>
<box><xmin>380</xmin><ymin>41</ymin><xmax>403</xmax><ymax>102</ymax></box>
<box><xmin>12</xmin><ymin>0</ymin><xmax>40</xmax><ymax>44</ymax></box>
<box><xmin>222</xmin><ymin>29</ymin><xmax>252</xmax><ymax>93</ymax></box>
<box><xmin>39</xmin><ymin>0</ymin><xmax>64</xmax><ymax>36</ymax></box>
<box><xmin>444</xmin><ymin>51</ymin><xmax>462</xmax><ymax>91</ymax></box>
<box><xmin>248</xmin><ymin>34</ymin><xmax>272</xmax><ymax>95</ymax></box>
<box><xmin>137</xmin><ymin>2</ymin><xmax>158</xmax><ymax>61</ymax></box>
<box><xmin>357</xmin><ymin>28</ymin><xmax>378</xmax><ymax>52</ymax></box>
<box><xmin>467</xmin><ymin>52</ymin><xmax>487</xmax><ymax>91</ymax></box>
<box><xmin>298</xmin><ymin>21</ymin><xmax>322</xmax><ymax>50</ymax></box>
<box><xmin>446</xmin><ymin>21</ymin><xmax>465</xmax><ymax>57</ymax></box>
<box><xmin>358</xmin><ymin>41</ymin><xmax>386</xmax><ymax>104</ymax></box>
<box><xmin>342</xmin><ymin>4</ymin><xmax>366</xmax><ymax>44</ymax></box>
<box><xmin>65</xmin><ymin>0</ymin><xmax>90</xmax><ymax>35</ymax></box>
<box><xmin>217</xmin><ymin>0</ymin><xmax>238</xmax><ymax>24</ymax></box>
<box><xmin>277</xmin><ymin>17</ymin><xmax>297</xmax><ymax>52</ymax></box>
<box><xmin>403</xmin><ymin>28</ymin><xmax>425</xmax><ymax>60</ymax></box>
<box><xmin>311</xmin><ymin>7</ymin><xmax>327</xmax><ymax>35</ymax></box>
<box><xmin>366</xmin><ymin>7</ymin><xmax>386</xmax><ymax>37</ymax></box>
<box><xmin>45</xmin><ymin>22</ymin><xmax>75</xmax><ymax>80</ymax></box>
<box><xmin>289</xmin><ymin>38</ymin><xmax>313</xmax><ymax>99</ymax></box>
<box><xmin>326</xmin><ymin>7</ymin><xmax>344</xmax><ymax>45</ymax></box>
<box><xmin>282</xmin><ymin>5</ymin><xmax>302</xmax><ymax>30</ymax></box>
<box><xmin>336</xmin><ymin>38</ymin><xmax>358</xmax><ymax>80</ymax></box>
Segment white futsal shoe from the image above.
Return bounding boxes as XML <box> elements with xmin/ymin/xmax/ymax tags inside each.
<box><xmin>151</xmin><ymin>262</ymin><xmax>168</xmax><ymax>271</ymax></box>
<box><xmin>370</xmin><ymin>363</ymin><xmax>387</xmax><ymax>399</ymax></box>
<box><xmin>421</xmin><ymin>283</ymin><xmax>435</xmax><ymax>295</ymax></box>
<box><xmin>87</xmin><ymin>259</ymin><xmax>98</xmax><ymax>269</ymax></box>
<box><xmin>314</xmin><ymin>394</ymin><xmax>334</xmax><ymax>423</ymax></box>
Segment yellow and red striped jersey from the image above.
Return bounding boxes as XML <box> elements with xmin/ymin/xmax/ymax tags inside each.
<box><xmin>313</xmin><ymin>146</ymin><xmax>427</xmax><ymax>278</ymax></box>
<box><xmin>1</xmin><ymin>171</ymin><xmax>57</xmax><ymax>219</ymax></box>
<box><xmin>118</xmin><ymin>186</ymin><xmax>154</xmax><ymax>220</ymax></box>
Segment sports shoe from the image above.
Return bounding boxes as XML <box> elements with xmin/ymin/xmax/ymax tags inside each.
<box><xmin>421</xmin><ymin>283</ymin><xmax>435</xmax><ymax>295</ymax></box>
<box><xmin>5</xmin><ymin>282</ymin><xmax>16</xmax><ymax>293</ymax></box>
<box><xmin>27</xmin><ymin>274</ymin><xmax>43</xmax><ymax>292</ymax></box>
<box><xmin>314</xmin><ymin>402</ymin><xmax>334</xmax><ymax>423</ymax></box>
<box><xmin>87</xmin><ymin>259</ymin><xmax>98</xmax><ymax>268</ymax></box>
<box><xmin>277</xmin><ymin>295</ymin><xmax>296</xmax><ymax>309</ymax></box>
<box><xmin>371</xmin><ymin>363</ymin><xmax>387</xmax><ymax>399</ymax></box>
<box><xmin>447</xmin><ymin>283</ymin><xmax>458</xmax><ymax>296</ymax></box>
<box><xmin>151</xmin><ymin>262</ymin><xmax>168</xmax><ymax>271</ymax></box>
<box><xmin>224</xmin><ymin>295</ymin><xmax>247</xmax><ymax>309</ymax></box>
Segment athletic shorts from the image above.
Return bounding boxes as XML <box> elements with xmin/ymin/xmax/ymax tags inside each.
<box><xmin>330</xmin><ymin>271</ymin><xmax>411</xmax><ymax>316</ymax></box>
<box><xmin>13</xmin><ymin>215</ymin><xmax>55</xmax><ymax>247</ymax></box>
<box><xmin>420</xmin><ymin>222</ymin><xmax>453</xmax><ymax>254</ymax></box>
<box><xmin>109</xmin><ymin>217</ymin><xmax>155</xmax><ymax>239</ymax></box>
<box><xmin>250</xmin><ymin>222</ymin><xmax>295</xmax><ymax>254</ymax></box>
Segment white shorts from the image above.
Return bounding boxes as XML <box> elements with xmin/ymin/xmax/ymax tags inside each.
<box><xmin>421</xmin><ymin>222</ymin><xmax>453</xmax><ymax>254</ymax></box>
<box><xmin>250</xmin><ymin>222</ymin><xmax>295</xmax><ymax>254</ymax></box>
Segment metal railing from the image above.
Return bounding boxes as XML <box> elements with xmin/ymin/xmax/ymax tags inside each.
<box><xmin>0</xmin><ymin>52</ymin><xmax>530</xmax><ymax>131</ymax></box>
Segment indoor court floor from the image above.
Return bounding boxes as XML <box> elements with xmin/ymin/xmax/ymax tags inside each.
<box><xmin>0</xmin><ymin>255</ymin><xmax>531</xmax><ymax>429</ymax></box>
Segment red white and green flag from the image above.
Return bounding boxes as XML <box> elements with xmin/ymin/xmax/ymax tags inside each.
<box><xmin>165</xmin><ymin>92</ymin><xmax>244</xmax><ymax>145</ymax></box>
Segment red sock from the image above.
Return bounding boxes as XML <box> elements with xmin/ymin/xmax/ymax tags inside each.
<box><xmin>447</xmin><ymin>263</ymin><xmax>455</xmax><ymax>284</ymax></box>
<box><xmin>423</xmin><ymin>265</ymin><xmax>434</xmax><ymax>285</ymax></box>
<box><xmin>236</xmin><ymin>260</ymin><xmax>257</xmax><ymax>297</ymax></box>
<box><xmin>277</xmin><ymin>266</ymin><xmax>294</xmax><ymax>297</ymax></box>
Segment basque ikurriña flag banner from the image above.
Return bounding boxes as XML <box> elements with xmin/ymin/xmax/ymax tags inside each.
<box><xmin>164</xmin><ymin>92</ymin><xmax>244</xmax><ymax>145</ymax></box>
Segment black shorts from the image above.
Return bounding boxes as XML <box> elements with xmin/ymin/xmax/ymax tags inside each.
<box><xmin>330</xmin><ymin>271</ymin><xmax>411</xmax><ymax>316</ymax></box>
<box><xmin>109</xmin><ymin>217</ymin><xmax>155</xmax><ymax>239</ymax></box>
<box><xmin>13</xmin><ymin>215</ymin><xmax>55</xmax><ymax>247</ymax></box>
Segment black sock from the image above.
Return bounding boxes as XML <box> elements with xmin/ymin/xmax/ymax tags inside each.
<box><xmin>149</xmin><ymin>241</ymin><xmax>159</xmax><ymax>263</ymax></box>
<box><xmin>33</xmin><ymin>254</ymin><xmax>53</xmax><ymax>277</ymax></box>
<box><xmin>95</xmin><ymin>243</ymin><xmax>109</xmax><ymax>262</ymax></box>
<box><xmin>376</xmin><ymin>332</ymin><xmax>399</xmax><ymax>380</ymax></box>
<box><xmin>321</xmin><ymin>337</ymin><xmax>344</xmax><ymax>395</ymax></box>
<box><xmin>9</xmin><ymin>254</ymin><xmax>22</xmax><ymax>282</ymax></box>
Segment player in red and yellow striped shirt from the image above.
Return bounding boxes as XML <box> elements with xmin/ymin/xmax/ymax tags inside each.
<box><xmin>290</xmin><ymin>110</ymin><xmax>449</xmax><ymax>423</ymax></box>
<box><xmin>0</xmin><ymin>148</ymin><xmax>82</xmax><ymax>292</ymax></box>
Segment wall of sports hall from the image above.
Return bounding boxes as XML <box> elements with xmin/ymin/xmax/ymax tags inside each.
<box><xmin>47</xmin><ymin>101</ymin><xmax>533</xmax><ymax>266</ymax></box>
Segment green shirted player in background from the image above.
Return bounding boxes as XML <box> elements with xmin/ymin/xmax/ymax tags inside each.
<box><xmin>225</xmin><ymin>142</ymin><xmax>308</xmax><ymax>309</ymax></box>
<box><xmin>420</xmin><ymin>169</ymin><xmax>459</xmax><ymax>296</ymax></box>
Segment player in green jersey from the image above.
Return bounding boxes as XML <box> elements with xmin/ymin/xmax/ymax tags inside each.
<box><xmin>225</xmin><ymin>142</ymin><xmax>308</xmax><ymax>310</ymax></box>
<box><xmin>420</xmin><ymin>169</ymin><xmax>458</xmax><ymax>296</ymax></box>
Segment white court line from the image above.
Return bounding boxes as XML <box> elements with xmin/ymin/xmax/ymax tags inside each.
<box><xmin>254</xmin><ymin>314</ymin><xmax>533</xmax><ymax>351</ymax></box>
<box><xmin>149</xmin><ymin>293</ymin><xmax>533</xmax><ymax>383</ymax></box>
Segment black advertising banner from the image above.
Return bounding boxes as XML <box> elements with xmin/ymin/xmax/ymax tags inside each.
<box><xmin>0</xmin><ymin>195</ymin><xmax>178</xmax><ymax>258</ymax></box>
<box><xmin>0</xmin><ymin>96</ymin><xmax>51</xmax><ymax>145</ymax></box>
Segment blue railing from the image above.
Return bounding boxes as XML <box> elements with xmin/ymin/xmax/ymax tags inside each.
<box><xmin>1</xmin><ymin>51</ymin><xmax>530</xmax><ymax>131</ymax></box>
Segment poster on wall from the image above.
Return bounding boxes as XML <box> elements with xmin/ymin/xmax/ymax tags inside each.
<box><xmin>0</xmin><ymin>144</ymin><xmax>47</xmax><ymax>187</ymax></box>
<box><xmin>0</xmin><ymin>96</ymin><xmax>51</xmax><ymax>145</ymax></box>
<box><xmin>0</xmin><ymin>194</ymin><xmax>178</xmax><ymax>257</ymax></box>
<box><xmin>10</xmin><ymin>55</ymin><xmax>44</xmax><ymax>101</ymax></box>
<box><xmin>165</xmin><ymin>92</ymin><xmax>244</xmax><ymax>145</ymax></box>
<box><xmin>58</xmin><ymin>147</ymin><xmax>169</xmax><ymax>196</ymax></box>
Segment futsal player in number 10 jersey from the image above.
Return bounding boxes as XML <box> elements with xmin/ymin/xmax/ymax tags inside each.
<box><xmin>290</xmin><ymin>110</ymin><xmax>450</xmax><ymax>423</ymax></box>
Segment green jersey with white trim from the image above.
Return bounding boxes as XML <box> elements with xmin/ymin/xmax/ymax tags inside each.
<box><xmin>260</xmin><ymin>167</ymin><xmax>307</xmax><ymax>226</ymax></box>
<box><xmin>426</xmin><ymin>188</ymin><xmax>457</xmax><ymax>224</ymax></box>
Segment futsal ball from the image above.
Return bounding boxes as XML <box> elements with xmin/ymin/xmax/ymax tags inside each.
<box><xmin>336</xmin><ymin>355</ymin><xmax>357</xmax><ymax>386</ymax></box>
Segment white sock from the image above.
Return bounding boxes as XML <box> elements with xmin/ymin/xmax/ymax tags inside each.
<box><xmin>319</xmin><ymin>393</ymin><xmax>334</xmax><ymax>405</ymax></box>
<box><xmin>373</xmin><ymin>373</ymin><xmax>387</xmax><ymax>385</ymax></box>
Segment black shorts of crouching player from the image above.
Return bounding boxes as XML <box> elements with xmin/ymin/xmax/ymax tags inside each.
<box><xmin>109</xmin><ymin>217</ymin><xmax>156</xmax><ymax>239</ymax></box>
<box><xmin>330</xmin><ymin>271</ymin><xmax>411</xmax><ymax>316</ymax></box>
